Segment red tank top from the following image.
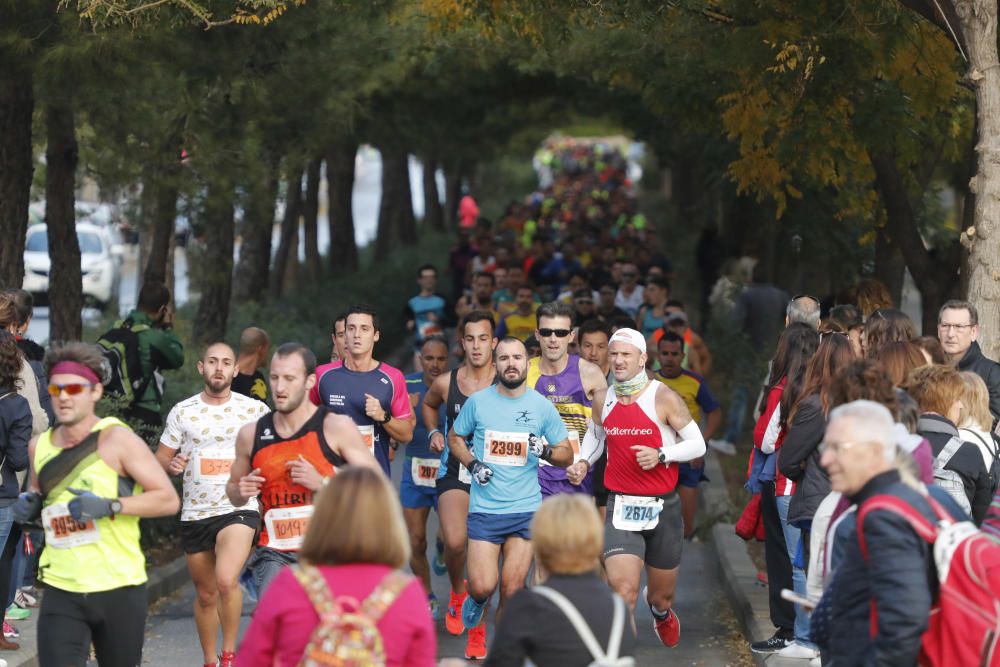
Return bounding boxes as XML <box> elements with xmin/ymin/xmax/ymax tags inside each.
<box><xmin>601</xmin><ymin>382</ymin><xmax>679</xmax><ymax>495</ymax></box>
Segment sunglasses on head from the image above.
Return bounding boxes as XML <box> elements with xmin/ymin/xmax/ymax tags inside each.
<box><xmin>47</xmin><ymin>383</ymin><xmax>92</xmax><ymax>397</ymax></box>
<box><xmin>538</xmin><ymin>328</ymin><xmax>573</xmax><ymax>338</ymax></box>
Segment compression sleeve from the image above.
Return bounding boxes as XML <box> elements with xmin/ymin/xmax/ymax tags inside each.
<box><xmin>661</xmin><ymin>420</ymin><xmax>706</xmax><ymax>463</ymax></box>
<box><xmin>581</xmin><ymin>419</ymin><xmax>605</xmax><ymax>466</ymax></box>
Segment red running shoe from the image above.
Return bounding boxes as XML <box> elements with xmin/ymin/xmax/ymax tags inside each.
<box><xmin>465</xmin><ymin>622</ymin><xmax>487</xmax><ymax>660</ymax></box>
<box><xmin>446</xmin><ymin>588</ymin><xmax>467</xmax><ymax>636</ymax></box>
<box><xmin>219</xmin><ymin>650</ymin><xmax>236</xmax><ymax>667</ymax></box>
<box><xmin>652</xmin><ymin>608</ymin><xmax>680</xmax><ymax>648</ymax></box>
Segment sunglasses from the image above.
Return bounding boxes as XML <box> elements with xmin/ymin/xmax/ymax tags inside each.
<box><xmin>538</xmin><ymin>328</ymin><xmax>573</xmax><ymax>338</ymax></box>
<box><xmin>47</xmin><ymin>382</ymin><xmax>92</xmax><ymax>397</ymax></box>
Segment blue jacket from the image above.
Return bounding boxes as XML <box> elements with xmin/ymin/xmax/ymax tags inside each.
<box><xmin>0</xmin><ymin>388</ymin><xmax>31</xmax><ymax>504</ymax></box>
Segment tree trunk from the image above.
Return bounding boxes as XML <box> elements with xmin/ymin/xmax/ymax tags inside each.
<box><xmin>193</xmin><ymin>175</ymin><xmax>234</xmax><ymax>343</ymax></box>
<box><xmin>444</xmin><ymin>158</ymin><xmax>464</xmax><ymax>229</ymax></box>
<box><xmin>233</xmin><ymin>155</ymin><xmax>280</xmax><ymax>303</ymax></box>
<box><xmin>270</xmin><ymin>169</ymin><xmax>302</xmax><ymax>299</ymax></box>
<box><xmin>874</xmin><ymin>225</ymin><xmax>906</xmax><ymax>306</ymax></box>
<box><xmin>0</xmin><ymin>64</ymin><xmax>34</xmax><ymax>289</ymax></box>
<box><xmin>422</xmin><ymin>156</ymin><xmax>445</xmax><ymax>231</ymax></box>
<box><xmin>302</xmin><ymin>157</ymin><xmax>322</xmax><ymax>281</ymax></box>
<box><xmin>374</xmin><ymin>148</ymin><xmax>417</xmax><ymax>261</ymax></box>
<box><xmin>143</xmin><ymin>170</ymin><xmax>179</xmax><ymax>286</ymax></box>
<box><xmin>325</xmin><ymin>140</ymin><xmax>358</xmax><ymax>273</ymax></box>
<box><xmin>45</xmin><ymin>104</ymin><xmax>82</xmax><ymax>343</ymax></box>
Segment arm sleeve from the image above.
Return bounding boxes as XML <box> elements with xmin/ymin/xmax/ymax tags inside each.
<box><xmin>760</xmin><ymin>405</ymin><xmax>782</xmax><ymax>455</ymax></box>
<box><xmin>581</xmin><ymin>419</ymin><xmax>606</xmax><ymax>466</ymax></box>
<box><xmin>149</xmin><ymin>330</ymin><xmax>185</xmax><ymax>371</ymax></box>
<box><xmin>5</xmin><ymin>397</ymin><xmax>32</xmax><ymax>472</ymax></box>
<box><xmin>663</xmin><ymin>420</ymin><xmax>706</xmax><ymax>463</ymax></box>
<box><xmin>778</xmin><ymin>399</ymin><xmax>824</xmax><ymax>481</ymax></box>
<box><xmin>388</xmin><ymin>369</ymin><xmax>412</xmax><ymax>420</ymax></box>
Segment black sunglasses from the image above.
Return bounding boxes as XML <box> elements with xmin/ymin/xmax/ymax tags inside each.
<box><xmin>538</xmin><ymin>328</ymin><xmax>573</xmax><ymax>338</ymax></box>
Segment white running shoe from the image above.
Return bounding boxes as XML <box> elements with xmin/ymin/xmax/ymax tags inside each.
<box><xmin>776</xmin><ymin>641</ymin><xmax>820</xmax><ymax>659</ymax></box>
<box><xmin>707</xmin><ymin>439</ymin><xmax>736</xmax><ymax>455</ymax></box>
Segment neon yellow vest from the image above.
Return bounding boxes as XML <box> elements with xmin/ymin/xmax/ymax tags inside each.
<box><xmin>35</xmin><ymin>417</ymin><xmax>147</xmax><ymax>593</ymax></box>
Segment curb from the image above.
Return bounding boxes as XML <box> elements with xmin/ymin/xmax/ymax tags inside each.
<box><xmin>9</xmin><ymin>554</ymin><xmax>190</xmax><ymax>667</ymax></box>
<box><xmin>709</xmin><ymin>524</ymin><xmax>769</xmax><ymax>667</ymax></box>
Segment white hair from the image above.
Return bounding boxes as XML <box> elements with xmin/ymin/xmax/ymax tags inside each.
<box><xmin>786</xmin><ymin>296</ymin><xmax>821</xmax><ymax>328</ymax></box>
<box><xmin>828</xmin><ymin>400</ymin><xmax>896</xmax><ymax>463</ymax></box>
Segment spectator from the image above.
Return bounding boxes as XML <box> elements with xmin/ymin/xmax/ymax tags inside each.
<box><xmin>0</xmin><ymin>293</ymin><xmax>50</xmax><ymax>432</ymax></box>
<box><xmin>914</xmin><ymin>335</ymin><xmax>947</xmax><ymax>365</ymax></box>
<box><xmin>485</xmin><ymin>494</ymin><xmax>636</xmax><ymax>667</ymax></box>
<box><xmin>937</xmin><ymin>300</ymin><xmax>1000</xmax><ymax>424</ymax></box>
<box><xmin>828</xmin><ymin>304</ymin><xmax>863</xmax><ymax>358</ymax></box>
<box><xmin>237</xmin><ymin>467</ymin><xmax>435</xmax><ymax>667</ymax></box>
<box><xmin>232</xmin><ymin>327</ymin><xmax>270</xmax><ymax>403</ymax></box>
<box><xmin>957</xmin><ymin>372</ymin><xmax>1000</xmax><ymax>492</ymax></box>
<box><xmin>905</xmin><ymin>364</ymin><xmax>993</xmax><ymax>523</ymax></box>
<box><xmin>733</xmin><ymin>264</ymin><xmax>791</xmax><ymax>350</ymax></box>
<box><xmin>785</xmin><ymin>295</ymin><xmax>821</xmax><ymax>330</ymax></box>
<box><xmin>863</xmin><ymin>308</ymin><xmax>916</xmax><ymax>358</ymax></box>
<box><xmin>853</xmin><ymin>278</ymin><xmax>893</xmax><ymax>318</ymax></box>
<box><xmin>876</xmin><ymin>341</ymin><xmax>928</xmax><ymax>387</ymax></box>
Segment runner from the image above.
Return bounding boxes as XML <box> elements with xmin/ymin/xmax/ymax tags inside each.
<box><xmin>456</xmin><ymin>272</ymin><xmax>498</xmax><ymax>322</ymax></box>
<box><xmin>578</xmin><ymin>319</ymin><xmax>613</xmax><ymax>518</ymax></box>
<box><xmin>329</xmin><ymin>313</ymin><xmax>347</xmax><ymax>363</ymax></box>
<box><xmin>309</xmin><ymin>305</ymin><xmax>415</xmax><ymax>476</ymax></box>
<box><xmin>12</xmin><ymin>342</ymin><xmax>180</xmax><ymax>667</ymax></box>
<box><xmin>155</xmin><ymin>342</ymin><xmax>270</xmax><ymax>667</ymax></box>
<box><xmin>654</xmin><ymin>331</ymin><xmax>722</xmax><ymax>539</ymax></box>
<box><xmin>227</xmin><ymin>343</ymin><xmax>379</xmax><ymax>595</ymax></box>
<box><xmin>495</xmin><ymin>286</ymin><xmax>539</xmax><ymax>342</ymax></box>
<box><xmin>449</xmin><ymin>337</ymin><xmax>574</xmax><ymax>654</ymax></box>
<box><xmin>231</xmin><ymin>327</ymin><xmax>270</xmax><ymax>403</ymax></box>
<box><xmin>405</xmin><ymin>264</ymin><xmax>448</xmax><ymax>371</ymax></box>
<box><xmin>587</xmin><ymin>328</ymin><xmax>705</xmax><ymax>647</ymax></box>
<box><xmin>527</xmin><ymin>302</ymin><xmax>607</xmax><ymax>497</ymax></box>
<box><xmin>402</xmin><ymin>335</ymin><xmax>450</xmax><ymax>619</ymax></box>
<box><xmin>422</xmin><ymin>311</ymin><xmax>496</xmax><ymax>659</ymax></box>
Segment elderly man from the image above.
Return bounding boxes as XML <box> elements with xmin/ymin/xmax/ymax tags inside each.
<box><xmin>938</xmin><ymin>300</ymin><xmax>1000</xmax><ymax>425</ymax></box>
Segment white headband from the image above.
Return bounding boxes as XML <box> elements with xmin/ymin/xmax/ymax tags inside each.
<box><xmin>609</xmin><ymin>327</ymin><xmax>647</xmax><ymax>354</ymax></box>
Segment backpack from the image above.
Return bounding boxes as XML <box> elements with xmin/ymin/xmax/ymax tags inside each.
<box><xmin>962</xmin><ymin>429</ymin><xmax>1000</xmax><ymax>495</ymax></box>
<box><xmin>857</xmin><ymin>493</ymin><xmax>1000</xmax><ymax>667</ymax></box>
<box><xmin>933</xmin><ymin>436</ymin><xmax>973</xmax><ymax>516</ymax></box>
<box><xmin>96</xmin><ymin>319</ymin><xmax>151</xmax><ymax>405</ymax></box>
<box><xmin>291</xmin><ymin>564</ymin><xmax>410</xmax><ymax>667</ymax></box>
<box><xmin>533</xmin><ymin>586</ymin><xmax>634</xmax><ymax>667</ymax></box>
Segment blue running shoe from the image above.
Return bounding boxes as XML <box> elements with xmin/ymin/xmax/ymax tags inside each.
<box><xmin>432</xmin><ymin>539</ymin><xmax>447</xmax><ymax>577</ymax></box>
<box><xmin>428</xmin><ymin>593</ymin><xmax>440</xmax><ymax>620</ymax></box>
<box><xmin>461</xmin><ymin>595</ymin><xmax>486</xmax><ymax>630</ymax></box>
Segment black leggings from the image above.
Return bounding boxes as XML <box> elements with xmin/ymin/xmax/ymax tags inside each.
<box><xmin>38</xmin><ymin>583</ymin><xmax>147</xmax><ymax>667</ymax></box>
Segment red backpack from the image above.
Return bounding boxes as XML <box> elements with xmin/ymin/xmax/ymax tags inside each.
<box><xmin>857</xmin><ymin>493</ymin><xmax>1000</xmax><ymax>666</ymax></box>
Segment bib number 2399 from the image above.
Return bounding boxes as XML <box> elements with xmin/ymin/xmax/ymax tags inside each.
<box><xmin>612</xmin><ymin>495</ymin><xmax>663</xmax><ymax>532</ymax></box>
<box><xmin>483</xmin><ymin>430</ymin><xmax>529</xmax><ymax>466</ymax></box>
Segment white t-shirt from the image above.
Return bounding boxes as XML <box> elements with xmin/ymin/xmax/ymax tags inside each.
<box><xmin>161</xmin><ymin>392</ymin><xmax>270</xmax><ymax>521</ymax></box>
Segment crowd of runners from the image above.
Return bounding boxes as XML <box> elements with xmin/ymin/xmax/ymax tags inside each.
<box><xmin>0</xmin><ymin>139</ymin><xmax>997</xmax><ymax>667</ymax></box>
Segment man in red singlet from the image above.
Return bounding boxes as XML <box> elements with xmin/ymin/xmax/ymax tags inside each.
<box><xmin>584</xmin><ymin>328</ymin><xmax>705</xmax><ymax>649</ymax></box>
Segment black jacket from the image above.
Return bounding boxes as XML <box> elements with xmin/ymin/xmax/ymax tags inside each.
<box><xmin>824</xmin><ymin>471</ymin><xmax>964</xmax><ymax>667</ymax></box>
<box><xmin>957</xmin><ymin>341</ymin><xmax>1000</xmax><ymax>425</ymax></box>
<box><xmin>917</xmin><ymin>414</ymin><xmax>993</xmax><ymax>524</ymax></box>
<box><xmin>779</xmin><ymin>393</ymin><xmax>829</xmax><ymax>525</ymax></box>
<box><xmin>0</xmin><ymin>388</ymin><xmax>31</xmax><ymax>504</ymax></box>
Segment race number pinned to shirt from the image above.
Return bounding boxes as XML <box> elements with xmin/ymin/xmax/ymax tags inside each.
<box><xmin>483</xmin><ymin>430</ymin><xmax>529</xmax><ymax>467</ymax></box>
<box><xmin>411</xmin><ymin>457</ymin><xmax>440</xmax><ymax>488</ymax></box>
<box><xmin>612</xmin><ymin>494</ymin><xmax>664</xmax><ymax>532</ymax></box>
<box><xmin>42</xmin><ymin>503</ymin><xmax>101</xmax><ymax>549</ymax></box>
<box><xmin>192</xmin><ymin>448</ymin><xmax>235</xmax><ymax>484</ymax></box>
<box><xmin>358</xmin><ymin>425</ymin><xmax>375</xmax><ymax>456</ymax></box>
<box><xmin>264</xmin><ymin>505</ymin><xmax>314</xmax><ymax>551</ymax></box>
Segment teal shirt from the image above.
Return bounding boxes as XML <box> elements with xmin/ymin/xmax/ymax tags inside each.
<box><xmin>123</xmin><ymin>309</ymin><xmax>184</xmax><ymax>412</ymax></box>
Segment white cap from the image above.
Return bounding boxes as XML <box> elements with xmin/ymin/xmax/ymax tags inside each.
<box><xmin>609</xmin><ymin>327</ymin><xmax>647</xmax><ymax>354</ymax></box>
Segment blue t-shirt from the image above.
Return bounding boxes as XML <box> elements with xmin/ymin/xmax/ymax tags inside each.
<box><xmin>405</xmin><ymin>371</ymin><xmax>445</xmax><ymax>459</ymax></box>
<box><xmin>453</xmin><ymin>385</ymin><xmax>568</xmax><ymax>515</ymax></box>
<box><xmin>406</xmin><ymin>294</ymin><xmax>447</xmax><ymax>344</ymax></box>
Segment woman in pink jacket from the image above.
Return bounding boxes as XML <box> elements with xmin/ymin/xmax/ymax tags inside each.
<box><xmin>237</xmin><ymin>467</ymin><xmax>436</xmax><ymax>667</ymax></box>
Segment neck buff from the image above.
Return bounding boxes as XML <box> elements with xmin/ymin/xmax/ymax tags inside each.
<box><xmin>613</xmin><ymin>369</ymin><xmax>649</xmax><ymax>396</ymax></box>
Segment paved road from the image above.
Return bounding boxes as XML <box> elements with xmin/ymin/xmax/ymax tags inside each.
<box><xmin>136</xmin><ymin>451</ymin><xmax>747</xmax><ymax>666</ymax></box>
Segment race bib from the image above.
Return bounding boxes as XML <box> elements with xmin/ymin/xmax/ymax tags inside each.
<box><xmin>42</xmin><ymin>503</ymin><xmax>101</xmax><ymax>549</ymax></box>
<box><xmin>264</xmin><ymin>505</ymin><xmax>314</xmax><ymax>551</ymax></box>
<box><xmin>483</xmin><ymin>430</ymin><xmax>529</xmax><ymax>467</ymax></box>
<box><xmin>358</xmin><ymin>425</ymin><xmax>375</xmax><ymax>456</ymax></box>
<box><xmin>612</xmin><ymin>494</ymin><xmax>663</xmax><ymax>532</ymax></box>
<box><xmin>192</xmin><ymin>448</ymin><xmax>234</xmax><ymax>484</ymax></box>
<box><xmin>411</xmin><ymin>457</ymin><xmax>440</xmax><ymax>488</ymax></box>
<box><xmin>459</xmin><ymin>465</ymin><xmax>472</xmax><ymax>485</ymax></box>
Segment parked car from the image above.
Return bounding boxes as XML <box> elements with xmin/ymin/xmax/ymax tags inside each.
<box><xmin>22</xmin><ymin>223</ymin><xmax>123</xmax><ymax>310</ymax></box>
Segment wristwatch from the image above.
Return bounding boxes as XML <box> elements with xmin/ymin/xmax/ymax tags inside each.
<box><xmin>657</xmin><ymin>450</ymin><xmax>667</xmax><ymax>465</ymax></box>
<box><xmin>380</xmin><ymin>411</ymin><xmax>392</xmax><ymax>425</ymax></box>
<box><xmin>110</xmin><ymin>499</ymin><xmax>123</xmax><ymax>516</ymax></box>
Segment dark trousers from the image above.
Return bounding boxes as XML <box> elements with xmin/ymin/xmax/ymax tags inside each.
<box><xmin>760</xmin><ymin>481</ymin><xmax>794</xmax><ymax>634</ymax></box>
<box><xmin>38</xmin><ymin>583</ymin><xmax>147</xmax><ymax>667</ymax></box>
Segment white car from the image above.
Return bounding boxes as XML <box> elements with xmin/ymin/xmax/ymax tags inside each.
<box><xmin>22</xmin><ymin>222</ymin><xmax>123</xmax><ymax>310</ymax></box>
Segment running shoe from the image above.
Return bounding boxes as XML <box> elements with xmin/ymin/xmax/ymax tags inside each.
<box><xmin>2</xmin><ymin>621</ymin><xmax>17</xmax><ymax>639</ymax></box>
<box><xmin>707</xmin><ymin>438</ymin><xmax>737</xmax><ymax>455</ymax></box>
<box><xmin>431</xmin><ymin>540</ymin><xmax>447</xmax><ymax>577</ymax></box>
<box><xmin>461</xmin><ymin>595</ymin><xmax>486</xmax><ymax>630</ymax></box>
<box><xmin>643</xmin><ymin>586</ymin><xmax>679</xmax><ymax>648</ymax></box>
<box><xmin>219</xmin><ymin>650</ymin><xmax>236</xmax><ymax>667</ymax></box>
<box><xmin>13</xmin><ymin>589</ymin><xmax>37</xmax><ymax>609</ymax></box>
<box><xmin>445</xmin><ymin>588</ymin><xmax>467</xmax><ymax>636</ymax></box>
<box><xmin>4</xmin><ymin>606</ymin><xmax>28</xmax><ymax>621</ymax></box>
<box><xmin>428</xmin><ymin>593</ymin><xmax>440</xmax><ymax>620</ymax></box>
<box><xmin>465</xmin><ymin>622</ymin><xmax>487</xmax><ymax>660</ymax></box>
<box><xmin>750</xmin><ymin>632</ymin><xmax>793</xmax><ymax>654</ymax></box>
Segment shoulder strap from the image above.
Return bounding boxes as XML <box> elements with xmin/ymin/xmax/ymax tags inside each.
<box><xmin>291</xmin><ymin>564</ymin><xmax>337</xmax><ymax>616</ymax></box>
<box><xmin>360</xmin><ymin>570</ymin><xmax>411</xmax><ymax>621</ymax></box>
<box><xmin>533</xmin><ymin>585</ymin><xmax>625</xmax><ymax>662</ymax></box>
<box><xmin>935</xmin><ymin>436</ymin><xmax>965</xmax><ymax>469</ymax></box>
<box><xmin>36</xmin><ymin>429</ymin><xmax>103</xmax><ymax>500</ymax></box>
<box><xmin>857</xmin><ymin>494</ymin><xmax>938</xmax><ymax>561</ymax></box>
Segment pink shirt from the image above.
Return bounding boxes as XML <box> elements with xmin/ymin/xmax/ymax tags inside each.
<box><xmin>237</xmin><ymin>563</ymin><xmax>436</xmax><ymax>667</ymax></box>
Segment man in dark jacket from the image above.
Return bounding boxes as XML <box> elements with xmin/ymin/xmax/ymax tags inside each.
<box><xmin>819</xmin><ymin>400</ymin><xmax>962</xmax><ymax>666</ymax></box>
<box><xmin>938</xmin><ymin>300</ymin><xmax>1000</xmax><ymax>424</ymax></box>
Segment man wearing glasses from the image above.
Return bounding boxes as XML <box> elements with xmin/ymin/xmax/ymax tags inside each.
<box><xmin>938</xmin><ymin>300</ymin><xmax>1000</xmax><ymax>425</ymax></box>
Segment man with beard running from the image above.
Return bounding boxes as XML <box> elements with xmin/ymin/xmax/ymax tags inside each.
<box><xmin>422</xmin><ymin>311</ymin><xmax>496</xmax><ymax>659</ymax></box>
<box><xmin>585</xmin><ymin>328</ymin><xmax>705</xmax><ymax>648</ymax></box>
<box><xmin>227</xmin><ymin>343</ymin><xmax>379</xmax><ymax>596</ymax></box>
<box><xmin>156</xmin><ymin>342</ymin><xmax>269</xmax><ymax>667</ymax></box>
<box><xmin>450</xmin><ymin>337</ymin><xmax>574</xmax><ymax>656</ymax></box>
<box><xmin>527</xmin><ymin>302</ymin><xmax>607</xmax><ymax>496</ymax></box>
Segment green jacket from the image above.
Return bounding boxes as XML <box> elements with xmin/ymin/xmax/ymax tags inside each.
<box><xmin>123</xmin><ymin>309</ymin><xmax>185</xmax><ymax>413</ymax></box>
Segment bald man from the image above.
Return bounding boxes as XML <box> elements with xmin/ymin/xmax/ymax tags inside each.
<box><xmin>232</xmin><ymin>327</ymin><xmax>270</xmax><ymax>403</ymax></box>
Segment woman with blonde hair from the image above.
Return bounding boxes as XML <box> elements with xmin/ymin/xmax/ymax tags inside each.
<box><xmin>957</xmin><ymin>371</ymin><xmax>1000</xmax><ymax>490</ymax></box>
<box><xmin>237</xmin><ymin>467</ymin><xmax>435</xmax><ymax>667</ymax></box>
<box><xmin>485</xmin><ymin>494</ymin><xmax>636</xmax><ymax>666</ymax></box>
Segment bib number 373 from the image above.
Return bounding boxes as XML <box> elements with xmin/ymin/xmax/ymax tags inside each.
<box><xmin>483</xmin><ymin>430</ymin><xmax>529</xmax><ymax>467</ymax></box>
<box><xmin>612</xmin><ymin>495</ymin><xmax>664</xmax><ymax>532</ymax></box>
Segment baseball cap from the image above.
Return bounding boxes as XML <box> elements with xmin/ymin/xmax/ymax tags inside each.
<box><xmin>609</xmin><ymin>328</ymin><xmax>646</xmax><ymax>354</ymax></box>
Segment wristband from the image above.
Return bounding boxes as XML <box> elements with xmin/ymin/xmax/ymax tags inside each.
<box><xmin>428</xmin><ymin>428</ymin><xmax>442</xmax><ymax>439</ymax></box>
